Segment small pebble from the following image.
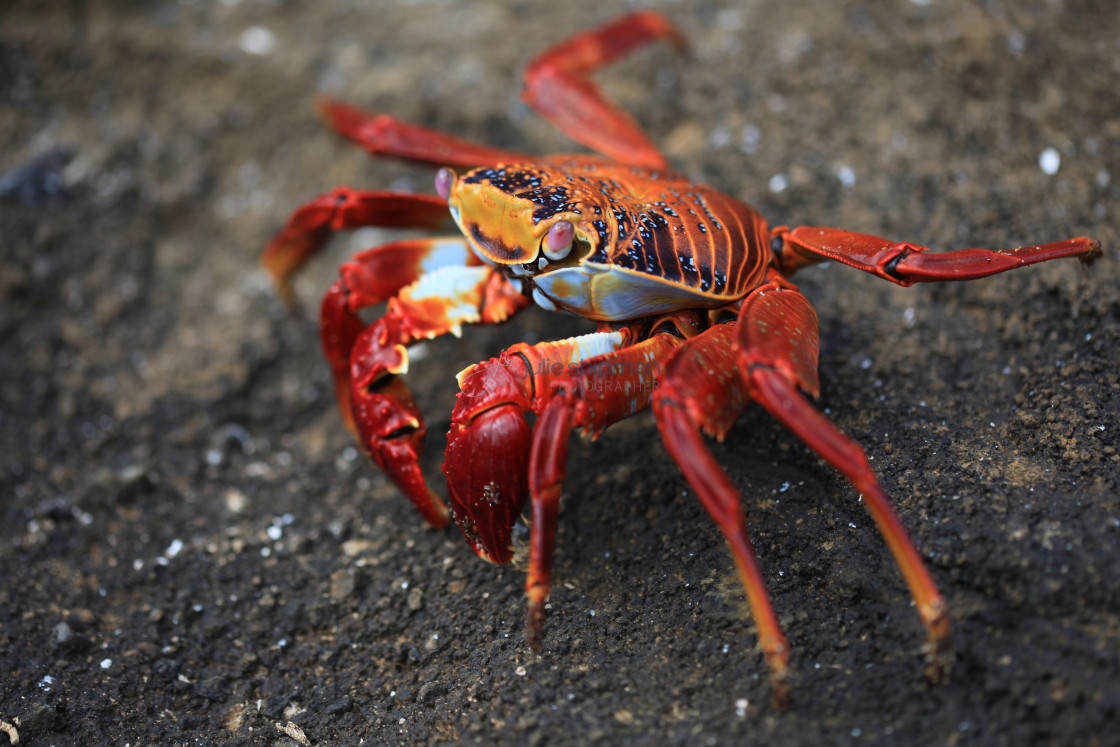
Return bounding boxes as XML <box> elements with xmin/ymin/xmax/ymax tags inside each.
<box><xmin>1039</xmin><ymin>147</ymin><xmax>1061</xmax><ymax>175</ymax></box>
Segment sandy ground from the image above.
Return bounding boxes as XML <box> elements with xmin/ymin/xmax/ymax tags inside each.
<box><xmin>2</xmin><ymin>0</ymin><xmax>1118</xmax><ymax>744</ymax></box>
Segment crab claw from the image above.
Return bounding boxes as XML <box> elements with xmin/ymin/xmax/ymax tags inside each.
<box><xmin>349</xmin><ymin>321</ymin><xmax>449</xmax><ymax>528</ymax></box>
<box><xmin>444</xmin><ymin>408</ymin><xmax>531</xmax><ymax>563</ymax></box>
<box><xmin>442</xmin><ymin>357</ymin><xmax>535</xmax><ymax>563</ymax></box>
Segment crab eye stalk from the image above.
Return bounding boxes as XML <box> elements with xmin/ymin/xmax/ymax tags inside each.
<box><xmin>543</xmin><ymin>220</ymin><xmax>575</xmax><ymax>261</ymax></box>
<box><xmin>435</xmin><ymin>168</ymin><xmax>455</xmax><ymax>201</ymax></box>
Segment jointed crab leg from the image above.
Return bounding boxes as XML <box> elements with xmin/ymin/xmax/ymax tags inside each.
<box><xmin>650</xmin><ymin>282</ymin><xmax>950</xmax><ymax>704</ymax></box>
<box><xmin>261</xmin><ymin>188</ymin><xmax>453</xmax><ymax>303</ymax></box>
<box><xmin>748</xmin><ymin>368</ymin><xmax>952</xmax><ymax>679</ymax></box>
<box><xmin>734</xmin><ymin>284</ymin><xmax>950</xmax><ymax>681</ymax></box>
<box><xmin>652</xmin><ymin>320</ymin><xmax>792</xmax><ymax>705</ymax></box>
<box><xmin>317</xmin><ymin>98</ymin><xmax>532</xmax><ymax>169</ymax></box>
<box><xmin>523</xmin><ymin>331</ymin><xmax>682</xmax><ymax>643</ymax></box>
<box><xmin>522</xmin><ymin>10</ymin><xmax>685</xmax><ymax>169</ymax></box>
<box><xmin>774</xmin><ymin>226</ymin><xmax>1101</xmax><ymax>284</ymax></box>
<box><xmin>372</xmin><ymin>267</ymin><xmax>527</xmax><ymax>527</ymax></box>
<box><xmin>525</xmin><ymin>398</ymin><xmax>570</xmax><ymax>644</ymax></box>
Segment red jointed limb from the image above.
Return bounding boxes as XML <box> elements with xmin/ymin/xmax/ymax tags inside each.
<box><xmin>737</xmin><ymin>283</ymin><xmax>950</xmax><ymax>677</ymax></box>
<box><xmin>317</xmin><ymin>98</ymin><xmax>533</xmax><ymax>169</ymax></box>
<box><xmin>353</xmin><ymin>372</ymin><xmax>448</xmax><ymax>528</ymax></box>
<box><xmin>320</xmin><ymin>281</ymin><xmax>365</xmax><ymax>436</ymax></box>
<box><xmin>511</xmin><ymin>328</ymin><xmax>677</xmax><ymax>436</ymax></box>
<box><xmin>319</xmin><ymin>238</ymin><xmax>479</xmax><ymax>433</ymax></box>
<box><xmin>530</xmin><ymin>10</ymin><xmax>686</xmax><ymax>74</ymax></box>
<box><xmin>652</xmin><ymin>322</ymin><xmax>791</xmax><ymax>705</ymax></box>
<box><xmin>525</xmin><ymin>396</ymin><xmax>572</xmax><ymax>648</ymax></box>
<box><xmin>522</xmin><ymin>11</ymin><xmax>685</xmax><ymax>169</ymax></box>
<box><xmin>391</xmin><ymin>265</ymin><xmax>530</xmax><ymax>342</ymax></box>
<box><xmin>737</xmin><ymin>282</ymin><xmax>821</xmax><ymax>398</ymax></box>
<box><xmin>746</xmin><ymin>367</ymin><xmax>951</xmax><ymax>680</ymax></box>
<box><xmin>347</xmin><ymin>262</ymin><xmax>531</xmax><ymax>529</ymax></box>
<box><xmin>890</xmin><ymin>235</ymin><xmax>1101</xmax><ymax>282</ymax></box>
<box><xmin>338</xmin><ymin>237</ymin><xmax>483</xmax><ymax>311</ymax></box>
<box><xmin>514</xmin><ymin>331</ymin><xmax>681</xmax><ymax>646</ymax></box>
<box><xmin>737</xmin><ymin>283</ymin><xmax>949</xmax><ymax>679</ymax></box>
<box><xmin>261</xmin><ymin>188</ymin><xmax>453</xmax><ymax>302</ymax></box>
<box><xmin>651</xmin><ymin>320</ymin><xmax>745</xmax><ymax>440</ymax></box>
<box><xmin>443</xmin><ymin>403</ymin><xmax>533</xmax><ymax>561</ymax></box>
<box><xmin>657</xmin><ymin>404</ymin><xmax>792</xmax><ymax>707</ymax></box>
<box><xmin>777</xmin><ymin>226</ymin><xmax>1101</xmax><ymax>286</ymax></box>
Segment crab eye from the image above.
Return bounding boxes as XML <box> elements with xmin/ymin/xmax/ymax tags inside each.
<box><xmin>543</xmin><ymin>220</ymin><xmax>574</xmax><ymax>261</ymax></box>
<box><xmin>435</xmin><ymin>168</ymin><xmax>455</xmax><ymax>201</ymax></box>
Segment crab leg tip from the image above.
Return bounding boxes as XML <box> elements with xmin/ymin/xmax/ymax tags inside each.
<box><xmin>922</xmin><ymin>629</ymin><xmax>954</xmax><ymax>684</ymax></box>
<box><xmin>526</xmin><ymin>599</ymin><xmax>546</xmax><ymax>651</ymax></box>
<box><xmin>771</xmin><ymin>675</ymin><xmax>793</xmax><ymax>710</ymax></box>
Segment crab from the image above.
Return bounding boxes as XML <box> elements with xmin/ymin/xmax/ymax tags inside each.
<box><xmin>261</xmin><ymin>11</ymin><xmax>1100</xmax><ymax>705</ymax></box>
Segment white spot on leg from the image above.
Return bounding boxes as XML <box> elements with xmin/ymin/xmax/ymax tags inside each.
<box><xmin>566</xmin><ymin>331</ymin><xmax>625</xmax><ymax>364</ymax></box>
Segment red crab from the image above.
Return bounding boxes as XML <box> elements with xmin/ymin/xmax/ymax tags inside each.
<box><xmin>262</xmin><ymin>11</ymin><xmax>1100</xmax><ymax>705</ymax></box>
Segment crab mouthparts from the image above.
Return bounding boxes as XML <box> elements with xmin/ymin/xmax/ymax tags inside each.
<box><xmin>506</xmin><ymin>234</ymin><xmax>588</xmax><ymax>279</ymax></box>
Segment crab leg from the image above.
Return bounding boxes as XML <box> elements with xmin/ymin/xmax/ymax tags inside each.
<box><xmin>262</xmin><ymin>188</ymin><xmax>454</xmax><ymax>303</ymax></box>
<box><xmin>773</xmin><ymin>226</ymin><xmax>1101</xmax><ymax>284</ymax></box>
<box><xmin>651</xmin><ymin>320</ymin><xmax>792</xmax><ymax>706</ymax></box>
<box><xmin>735</xmin><ymin>283</ymin><xmax>951</xmax><ymax>683</ymax></box>
<box><xmin>317</xmin><ymin>98</ymin><xmax>532</xmax><ymax>169</ymax></box>
<box><xmin>522</xmin><ymin>332</ymin><xmax>681</xmax><ymax>644</ymax></box>
<box><xmin>332</xmin><ymin>253</ymin><xmax>529</xmax><ymax>528</ymax></box>
<box><xmin>522</xmin><ymin>10</ymin><xmax>686</xmax><ymax>169</ymax></box>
